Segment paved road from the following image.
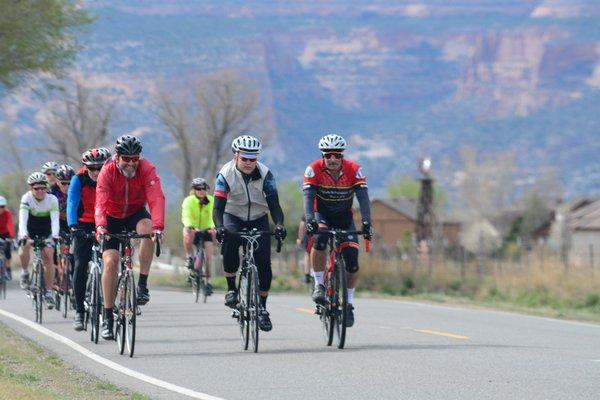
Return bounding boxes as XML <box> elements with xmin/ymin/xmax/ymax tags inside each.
<box><xmin>0</xmin><ymin>280</ymin><xmax>599</xmax><ymax>400</ymax></box>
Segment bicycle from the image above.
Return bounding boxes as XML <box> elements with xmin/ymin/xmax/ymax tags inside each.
<box><xmin>80</xmin><ymin>232</ymin><xmax>104</xmax><ymax>343</ymax></box>
<box><xmin>230</xmin><ymin>229</ymin><xmax>281</xmax><ymax>353</ymax></box>
<box><xmin>190</xmin><ymin>230</ymin><xmax>210</xmax><ymax>303</ymax></box>
<box><xmin>25</xmin><ymin>237</ymin><xmax>54</xmax><ymax>324</ymax></box>
<box><xmin>102</xmin><ymin>231</ymin><xmax>161</xmax><ymax>357</ymax></box>
<box><xmin>0</xmin><ymin>238</ymin><xmax>8</xmax><ymax>300</ymax></box>
<box><xmin>314</xmin><ymin>229</ymin><xmax>370</xmax><ymax>349</ymax></box>
<box><xmin>55</xmin><ymin>234</ymin><xmax>74</xmax><ymax>318</ymax></box>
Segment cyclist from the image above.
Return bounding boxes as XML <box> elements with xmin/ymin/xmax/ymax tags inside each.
<box><xmin>67</xmin><ymin>148</ymin><xmax>110</xmax><ymax>331</ymax></box>
<box><xmin>18</xmin><ymin>172</ymin><xmax>60</xmax><ymax>308</ymax></box>
<box><xmin>95</xmin><ymin>135</ymin><xmax>165</xmax><ymax>340</ymax></box>
<box><xmin>296</xmin><ymin>216</ymin><xmax>312</xmax><ymax>284</ymax></box>
<box><xmin>0</xmin><ymin>196</ymin><xmax>15</xmax><ymax>281</ymax></box>
<box><xmin>41</xmin><ymin>161</ymin><xmax>59</xmax><ymax>188</ymax></box>
<box><xmin>181</xmin><ymin>177</ymin><xmax>215</xmax><ymax>293</ymax></box>
<box><xmin>213</xmin><ymin>135</ymin><xmax>286</xmax><ymax>332</ymax></box>
<box><xmin>54</xmin><ymin>164</ymin><xmax>75</xmax><ymax>234</ymax></box>
<box><xmin>303</xmin><ymin>134</ymin><xmax>372</xmax><ymax>327</ymax></box>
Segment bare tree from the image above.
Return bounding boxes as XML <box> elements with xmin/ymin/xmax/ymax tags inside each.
<box><xmin>41</xmin><ymin>76</ymin><xmax>117</xmax><ymax>164</ymax></box>
<box><xmin>153</xmin><ymin>70</ymin><xmax>266</xmax><ymax>196</ymax></box>
<box><xmin>0</xmin><ymin>123</ymin><xmax>25</xmax><ymax>172</ymax></box>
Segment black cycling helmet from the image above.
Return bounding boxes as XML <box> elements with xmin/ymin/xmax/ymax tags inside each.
<box><xmin>115</xmin><ymin>135</ymin><xmax>142</xmax><ymax>155</ymax></box>
<box><xmin>56</xmin><ymin>164</ymin><xmax>75</xmax><ymax>181</ymax></box>
<box><xmin>82</xmin><ymin>147</ymin><xmax>111</xmax><ymax>166</ymax></box>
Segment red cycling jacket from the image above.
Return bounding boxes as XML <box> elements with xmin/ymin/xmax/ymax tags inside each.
<box><xmin>0</xmin><ymin>208</ymin><xmax>15</xmax><ymax>238</ymax></box>
<box><xmin>95</xmin><ymin>156</ymin><xmax>165</xmax><ymax>230</ymax></box>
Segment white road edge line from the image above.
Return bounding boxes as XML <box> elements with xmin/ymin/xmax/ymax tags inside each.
<box><xmin>0</xmin><ymin>309</ymin><xmax>226</xmax><ymax>400</ymax></box>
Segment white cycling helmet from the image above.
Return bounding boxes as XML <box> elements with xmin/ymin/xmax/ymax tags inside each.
<box><xmin>27</xmin><ymin>172</ymin><xmax>48</xmax><ymax>186</ymax></box>
<box><xmin>0</xmin><ymin>196</ymin><xmax>6</xmax><ymax>207</ymax></box>
<box><xmin>318</xmin><ymin>134</ymin><xmax>346</xmax><ymax>152</ymax></box>
<box><xmin>231</xmin><ymin>135</ymin><xmax>261</xmax><ymax>155</ymax></box>
<box><xmin>41</xmin><ymin>161</ymin><xmax>59</xmax><ymax>174</ymax></box>
<box><xmin>191</xmin><ymin>177</ymin><xmax>209</xmax><ymax>189</ymax></box>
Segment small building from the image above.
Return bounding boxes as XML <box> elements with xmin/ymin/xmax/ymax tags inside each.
<box><xmin>354</xmin><ymin>198</ymin><xmax>461</xmax><ymax>248</ymax></box>
<box><xmin>568</xmin><ymin>200</ymin><xmax>600</xmax><ymax>267</ymax></box>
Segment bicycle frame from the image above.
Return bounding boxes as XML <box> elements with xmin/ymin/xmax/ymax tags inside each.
<box><xmin>315</xmin><ymin>229</ymin><xmax>370</xmax><ymax>349</ymax></box>
<box><xmin>231</xmin><ymin>229</ymin><xmax>281</xmax><ymax>353</ymax></box>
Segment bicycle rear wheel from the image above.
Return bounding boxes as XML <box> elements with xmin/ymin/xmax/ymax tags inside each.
<box><xmin>249</xmin><ymin>267</ymin><xmax>260</xmax><ymax>353</ymax></box>
<box><xmin>238</xmin><ymin>270</ymin><xmax>250</xmax><ymax>350</ymax></box>
<box><xmin>334</xmin><ymin>257</ymin><xmax>348</xmax><ymax>349</ymax></box>
<box><xmin>115</xmin><ymin>275</ymin><xmax>126</xmax><ymax>355</ymax></box>
<box><xmin>125</xmin><ymin>272</ymin><xmax>137</xmax><ymax>357</ymax></box>
<box><xmin>0</xmin><ymin>260</ymin><xmax>6</xmax><ymax>300</ymax></box>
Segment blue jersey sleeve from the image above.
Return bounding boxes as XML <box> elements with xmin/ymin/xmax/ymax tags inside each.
<box><xmin>67</xmin><ymin>176</ymin><xmax>82</xmax><ymax>227</ymax></box>
<box><xmin>214</xmin><ymin>174</ymin><xmax>230</xmax><ymax>199</ymax></box>
<box><xmin>263</xmin><ymin>171</ymin><xmax>278</xmax><ymax>197</ymax></box>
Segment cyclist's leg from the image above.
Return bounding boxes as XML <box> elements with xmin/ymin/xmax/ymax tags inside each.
<box><xmin>222</xmin><ymin>214</ymin><xmax>242</xmax><ymax>306</ymax></box>
<box><xmin>183</xmin><ymin>227</ymin><xmax>194</xmax><ymax>267</ymax></box>
<box><xmin>310</xmin><ymin>217</ymin><xmax>330</xmax><ymax>288</ymax></box>
<box><xmin>131</xmin><ymin>209</ymin><xmax>153</xmax><ymax>278</ymax></box>
<box><xmin>102</xmin><ymin>215</ymin><xmax>124</xmax><ymax>312</ymax></box>
<box><xmin>41</xmin><ymin>245</ymin><xmax>55</xmax><ymax>291</ymax></box>
<box><xmin>203</xmin><ymin>230</ymin><xmax>214</xmax><ymax>280</ymax></box>
<box><xmin>19</xmin><ymin>241</ymin><xmax>31</xmax><ymax>273</ymax></box>
<box><xmin>72</xmin><ymin>224</ymin><xmax>94</xmax><ymax>314</ymax></box>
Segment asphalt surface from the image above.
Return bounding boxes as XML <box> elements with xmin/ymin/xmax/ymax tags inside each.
<box><xmin>0</xmin><ymin>280</ymin><xmax>599</xmax><ymax>400</ymax></box>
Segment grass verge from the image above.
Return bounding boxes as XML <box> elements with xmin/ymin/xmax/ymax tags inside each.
<box><xmin>0</xmin><ymin>321</ymin><xmax>149</xmax><ymax>400</ymax></box>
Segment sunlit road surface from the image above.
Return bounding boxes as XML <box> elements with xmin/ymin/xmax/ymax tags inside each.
<box><xmin>1</xmin><ymin>281</ymin><xmax>599</xmax><ymax>400</ymax></box>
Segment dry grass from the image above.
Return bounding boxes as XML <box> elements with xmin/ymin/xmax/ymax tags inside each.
<box><xmin>357</xmin><ymin>252</ymin><xmax>600</xmax><ymax>321</ymax></box>
<box><xmin>0</xmin><ymin>322</ymin><xmax>148</xmax><ymax>400</ymax></box>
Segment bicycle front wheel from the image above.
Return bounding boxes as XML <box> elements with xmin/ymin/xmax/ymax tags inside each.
<box><xmin>115</xmin><ymin>276</ymin><xmax>126</xmax><ymax>355</ymax></box>
<box><xmin>62</xmin><ymin>256</ymin><xmax>71</xmax><ymax>318</ymax></box>
<box><xmin>0</xmin><ymin>260</ymin><xmax>6</xmax><ymax>300</ymax></box>
<box><xmin>238</xmin><ymin>271</ymin><xmax>250</xmax><ymax>350</ymax></box>
<box><xmin>249</xmin><ymin>267</ymin><xmax>260</xmax><ymax>353</ymax></box>
<box><xmin>334</xmin><ymin>257</ymin><xmax>348</xmax><ymax>349</ymax></box>
<box><xmin>125</xmin><ymin>272</ymin><xmax>137</xmax><ymax>357</ymax></box>
<box><xmin>35</xmin><ymin>262</ymin><xmax>44</xmax><ymax>324</ymax></box>
<box><xmin>322</xmin><ymin>270</ymin><xmax>334</xmax><ymax>346</ymax></box>
<box><xmin>89</xmin><ymin>268</ymin><xmax>101</xmax><ymax>343</ymax></box>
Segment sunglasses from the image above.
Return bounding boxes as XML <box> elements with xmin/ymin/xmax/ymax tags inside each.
<box><xmin>32</xmin><ymin>186</ymin><xmax>47</xmax><ymax>192</ymax></box>
<box><xmin>87</xmin><ymin>166</ymin><xmax>102</xmax><ymax>172</ymax></box>
<box><xmin>0</xmin><ymin>206</ymin><xmax>5</xmax><ymax>209</ymax></box>
<box><xmin>120</xmin><ymin>155</ymin><xmax>140</xmax><ymax>163</ymax></box>
<box><xmin>194</xmin><ymin>186</ymin><xmax>208</xmax><ymax>191</ymax></box>
<box><xmin>323</xmin><ymin>153</ymin><xmax>343</xmax><ymax>159</ymax></box>
<box><xmin>240</xmin><ymin>157</ymin><xmax>257</xmax><ymax>163</ymax></box>
<box><xmin>45</xmin><ymin>172</ymin><xmax>56</xmax><ymax>176</ymax></box>
<box><xmin>59</xmin><ymin>180</ymin><xmax>70</xmax><ymax>185</ymax></box>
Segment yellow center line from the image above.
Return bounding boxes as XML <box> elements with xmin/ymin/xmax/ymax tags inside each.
<box><xmin>414</xmin><ymin>329</ymin><xmax>469</xmax><ymax>340</ymax></box>
<box><xmin>295</xmin><ymin>307</ymin><xmax>316</xmax><ymax>314</ymax></box>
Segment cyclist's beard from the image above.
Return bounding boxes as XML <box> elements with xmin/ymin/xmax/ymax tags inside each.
<box><xmin>119</xmin><ymin>165</ymin><xmax>137</xmax><ymax>178</ymax></box>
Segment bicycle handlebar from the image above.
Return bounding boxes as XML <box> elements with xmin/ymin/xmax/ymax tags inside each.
<box><xmin>102</xmin><ymin>232</ymin><xmax>162</xmax><ymax>257</ymax></box>
<box><xmin>314</xmin><ymin>229</ymin><xmax>372</xmax><ymax>253</ymax></box>
<box><xmin>227</xmin><ymin>229</ymin><xmax>283</xmax><ymax>253</ymax></box>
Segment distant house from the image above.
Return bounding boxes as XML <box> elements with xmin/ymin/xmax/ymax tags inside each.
<box><xmin>353</xmin><ymin>198</ymin><xmax>461</xmax><ymax>248</ymax></box>
<box><xmin>568</xmin><ymin>200</ymin><xmax>600</xmax><ymax>267</ymax></box>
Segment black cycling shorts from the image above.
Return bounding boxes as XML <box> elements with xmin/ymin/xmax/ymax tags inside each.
<box><xmin>193</xmin><ymin>230</ymin><xmax>213</xmax><ymax>246</ymax></box>
<box><xmin>312</xmin><ymin>215</ymin><xmax>360</xmax><ymax>273</ymax></box>
<box><xmin>103</xmin><ymin>207</ymin><xmax>151</xmax><ymax>252</ymax></box>
<box><xmin>0</xmin><ymin>235</ymin><xmax>11</xmax><ymax>260</ymax></box>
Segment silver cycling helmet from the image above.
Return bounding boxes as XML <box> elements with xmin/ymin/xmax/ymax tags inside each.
<box><xmin>191</xmin><ymin>177</ymin><xmax>209</xmax><ymax>189</ymax></box>
<box><xmin>231</xmin><ymin>135</ymin><xmax>261</xmax><ymax>154</ymax></box>
<box><xmin>41</xmin><ymin>161</ymin><xmax>59</xmax><ymax>174</ymax></box>
<box><xmin>0</xmin><ymin>196</ymin><xmax>6</xmax><ymax>207</ymax></box>
<box><xmin>27</xmin><ymin>172</ymin><xmax>49</xmax><ymax>186</ymax></box>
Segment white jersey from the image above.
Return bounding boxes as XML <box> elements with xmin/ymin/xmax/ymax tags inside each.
<box><xmin>18</xmin><ymin>191</ymin><xmax>60</xmax><ymax>239</ymax></box>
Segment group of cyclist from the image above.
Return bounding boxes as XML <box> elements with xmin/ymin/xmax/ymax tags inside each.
<box><xmin>4</xmin><ymin>130</ymin><xmax>372</xmax><ymax>339</ymax></box>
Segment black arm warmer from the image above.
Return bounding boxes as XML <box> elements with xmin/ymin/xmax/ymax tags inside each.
<box><xmin>355</xmin><ymin>186</ymin><xmax>371</xmax><ymax>223</ymax></box>
<box><xmin>266</xmin><ymin>193</ymin><xmax>284</xmax><ymax>226</ymax></box>
<box><xmin>213</xmin><ymin>196</ymin><xmax>226</xmax><ymax>227</ymax></box>
<box><xmin>303</xmin><ymin>185</ymin><xmax>317</xmax><ymax>221</ymax></box>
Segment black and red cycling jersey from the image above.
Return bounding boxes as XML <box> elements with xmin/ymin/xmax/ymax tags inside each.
<box><xmin>303</xmin><ymin>158</ymin><xmax>367</xmax><ymax>221</ymax></box>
